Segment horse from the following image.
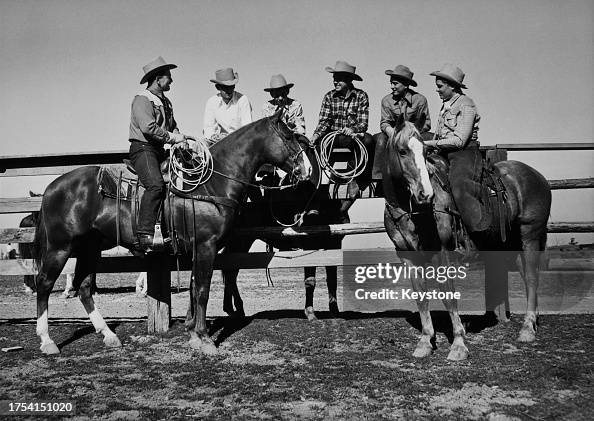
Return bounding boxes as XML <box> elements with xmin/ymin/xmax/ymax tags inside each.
<box><xmin>32</xmin><ymin>112</ymin><xmax>313</xmax><ymax>355</ymax></box>
<box><xmin>221</xmin><ymin>161</ymin><xmax>346</xmax><ymax>322</ymax></box>
<box><xmin>383</xmin><ymin>118</ymin><xmax>551</xmax><ymax>360</ymax></box>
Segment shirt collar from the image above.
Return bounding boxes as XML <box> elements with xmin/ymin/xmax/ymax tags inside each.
<box><xmin>393</xmin><ymin>89</ymin><xmax>413</xmax><ymax>105</ymax></box>
<box><xmin>332</xmin><ymin>88</ymin><xmax>356</xmax><ymax>99</ymax></box>
<box><xmin>218</xmin><ymin>91</ymin><xmax>239</xmax><ymax>106</ymax></box>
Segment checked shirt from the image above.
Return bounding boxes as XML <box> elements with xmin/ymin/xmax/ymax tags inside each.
<box><xmin>313</xmin><ymin>88</ymin><xmax>369</xmax><ymax>139</ymax></box>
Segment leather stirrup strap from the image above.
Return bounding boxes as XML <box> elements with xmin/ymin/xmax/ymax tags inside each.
<box><xmin>116</xmin><ymin>170</ymin><xmax>122</xmax><ymax>248</ymax></box>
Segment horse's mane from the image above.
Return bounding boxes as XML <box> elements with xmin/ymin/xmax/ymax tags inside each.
<box><xmin>209</xmin><ymin>117</ymin><xmax>271</xmax><ymax>154</ymax></box>
<box><xmin>389</xmin><ymin>121</ymin><xmax>422</xmax><ymax>147</ymax></box>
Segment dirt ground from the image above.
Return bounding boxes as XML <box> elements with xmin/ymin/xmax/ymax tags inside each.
<box><xmin>0</xmin><ymin>271</ymin><xmax>593</xmax><ymax>420</ymax></box>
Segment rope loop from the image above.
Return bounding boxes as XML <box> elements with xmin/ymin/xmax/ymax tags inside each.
<box><xmin>318</xmin><ymin>131</ymin><xmax>368</xmax><ymax>184</ymax></box>
<box><xmin>168</xmin><ymin>140</ymin><xmax>213</xmax><ymax>192</ymax></box>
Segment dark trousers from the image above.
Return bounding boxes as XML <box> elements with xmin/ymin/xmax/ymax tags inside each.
<box><xmin>129</xmin><ymin>141</ymin><xmax>166</xmax><ymax>235</ymax></box>
<box><xmin>447</xmin><ymin>142</ymin><xmax>489</xmax><ymax>233</ymax></box>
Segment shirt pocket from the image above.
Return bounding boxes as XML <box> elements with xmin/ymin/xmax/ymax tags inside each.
<box><xmin>444</xmin><ymin>110</ymin><xmax>458</xmax><ymax>129</ymax></box>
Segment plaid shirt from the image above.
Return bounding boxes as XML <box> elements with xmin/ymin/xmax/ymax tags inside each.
<box><xmin>313</xmin><ymin>88</ymin><xmax>369</xmax><ymax>139</ymax></box>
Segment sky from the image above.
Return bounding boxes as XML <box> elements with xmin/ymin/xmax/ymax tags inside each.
<box><xmin>0</xmin><ymin>0</ymin><xmax>592</xmax><ymax>246</ymax></box>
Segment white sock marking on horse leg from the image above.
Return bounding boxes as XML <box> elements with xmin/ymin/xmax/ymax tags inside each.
<box><xmin>36</xmin><ymin>310</ymin><xmax>54</xmax><ymax>347</ymax></box>
<box><xmin>411</xmin><ymin>137</ymin><xmax>433</xmax><ymax>198</ymax></box>
<box><xmin>89</xmin><ymin>309</ymin><xmax>116</xmax><ymax>338</ymax></box>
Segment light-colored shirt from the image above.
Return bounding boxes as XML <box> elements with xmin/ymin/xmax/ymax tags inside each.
<box><xmin>434</xmin><ymin>93</ymin><xmax>480</xmax><ymax>150</ymax></box>
<box><xmin>261</xmin><ymin>98</ymin><xmax>306</xmax><ymax>135</ymax></box>
<box><xmin>203</xmin><ymin>91</ymin><xmax>252</xmax><ymax>139</ymax></box>
<box><xmin>380</xmin><ymin>89</ymin><xmax>431</xmax><ymax>136</ymax></box>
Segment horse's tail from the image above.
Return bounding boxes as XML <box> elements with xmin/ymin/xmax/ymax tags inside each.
<box><xmin>31</xmin><ymin>209</ymin><xmax>46</xmax><ymax>286</ymax></box>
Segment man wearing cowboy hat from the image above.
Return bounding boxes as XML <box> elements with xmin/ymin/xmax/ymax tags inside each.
<box><xmin>425</xmin><ymin>63</ymin><xmax>489</xmax><ymax>235</ymax></box>
<box><xmin>261</xmin><ymin>74</ymin><xmax>305</xmax><ymax>135</ymax></box>
<box><xmin>380</xmin><ymin>65</ymin><xmax>431</xmax><ymax>138</ymax></box>
<box><xmin>203</xmin><ymin>67</ymin><xmax>252</xmax><ymax>141</ymax></box>
<box><xmin>129</xmin><ymin>56</ymin><xmax>190</xmax><ymax>252</ymax></box>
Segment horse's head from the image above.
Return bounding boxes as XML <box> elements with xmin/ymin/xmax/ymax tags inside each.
<box><xmin>390</xmin><ymin>117</ymin><xmax>434</xmax><ymax>205</ymax></box>
<box><xmin>266</xmin><ymin>110</ymin><xmax>314</xmax><ymax>183</ymax></box>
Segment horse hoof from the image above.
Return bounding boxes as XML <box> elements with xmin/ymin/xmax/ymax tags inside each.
<box><xmin>104</xmin><ymin>335</ymin><xmax>122</xmax><ymax>348</ymax></box>
<box><xmin>40</xmin><ymin>342</ymin><xmax>60</xmax><ymax>355</ymax></box>
<box><xmin>189</xmin><ymin>338</ymin><xmax>218</xmax><ymax>355</ymax></box>
<box><xmin>329</xmin><ymin>302</ymin><xmax>340</xmax><ymax>317</ymax></box>
<box><xmin>304</xmin><ymin>307</ymin><xmax>318</xmax><ymax>321</ymax></box>
<box><xmin>412</xmin><ymin>342</ymin><xmax>433</xmax><ymax>358</ymax></box>
<box><xmin>517</xmin><ymin>327</ymin><xmax>536</xmax><ymax>343</ymax></box>
<box><xmin>447</xmin><ymin>345</ymin><xmax>469</xmax><ymax>361</ymax></box>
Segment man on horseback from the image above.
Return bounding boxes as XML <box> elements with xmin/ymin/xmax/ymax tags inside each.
<box><xmin>203</xmin><ymin>67</ymin><xmax>253</xmax><ymax>142</ymax></box>
<box><xmin>129</xmin><ymin>56</ymin><xmax>191</xmax><ymax>253</ymax></box>
<box><xmin>424</xmin><ymin>63</ymin><xmax>489</xmax><ymax>237</ymax></box>
<box><xmin>380</xmin><ymin>65</ymin><xmax>431</xmax><ymax>139</ymax></box>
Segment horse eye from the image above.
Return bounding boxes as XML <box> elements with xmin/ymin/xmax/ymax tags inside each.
<box><xmin>399</xmin><ymin>149</ymin><xmax>407</xmax><ymax>156</ymax></box>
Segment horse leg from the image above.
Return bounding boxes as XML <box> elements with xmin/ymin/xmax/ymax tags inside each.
<box><xmin>187</xmin><ymin>242</ymin><xmax>218</xmax><ymax>355</ymax></box>
<box><xmin>62</xmin><ymin>273</ymin><xmax>74</xmax><ymax>298</ymax></box>
<box><xmin>517</xmin><ymin>238</ymin><xmax>542</xmax><ymax>343</ymax></box>
<box><xmin>326</xmin><ymin>266</ymin><xmax>339</xmax><ymax>316</ymax></box>
<box><xmin>304</xmin><ymin>266</ymin><xmax>318</xmax><ymax>321</ymax></box>
<box><xmin>223</xmin><ymin>268</ymin><xmax>245</xmax><ymax>318</ymax></box>
<box><xmin>73</xmin><ymin>248</ymin><xmax>122</xmax><ymax>349</ymax></box>
<box><xmin>439</xmin><ymin>277</ymin><xmax>469</xmax><ymax>360</ymax></box>
<box><xmin>135</xmin><ymin>272</ymin><xmax>147</xmax><ymax>296</ymax></box>
<box><xmin>36</xmin><ymin>248</ymin><xmax>70</xmax><ymax>354</ymax></box>
<box><xmin>408</xmin><ymin>258</ymin><xmax>436</xmax><ymax>358</ymax></box>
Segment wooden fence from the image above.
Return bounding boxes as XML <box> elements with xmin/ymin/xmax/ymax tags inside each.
<box><xmin>1</xmin><ymin>143</ymin><xmax>593</xmax><ymax>331</ymax></box>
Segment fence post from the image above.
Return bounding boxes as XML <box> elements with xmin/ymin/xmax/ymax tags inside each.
<box><xmin>484</xmin><ymin>147</ymin><xmax>510</xmax><ymax>321</ymax></box>
<box><xmin>146</xmin><ymin>255</ymin><xmax>171</xmax><ymax>333</ymax></box>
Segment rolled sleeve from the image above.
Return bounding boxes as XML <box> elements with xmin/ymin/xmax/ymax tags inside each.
<box><xmin>132</xmin><ymin>96</ymin><xmax>170</xmax><ymax>144</ymax></box>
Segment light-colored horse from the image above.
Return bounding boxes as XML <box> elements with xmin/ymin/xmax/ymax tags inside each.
<box><xmin>383</xmin><ymin>119</ymin><xmax>551</xmax><ymax>360</ymax></box>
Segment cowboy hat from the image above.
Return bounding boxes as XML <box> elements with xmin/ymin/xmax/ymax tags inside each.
<box><xmin>324</xmin><ymin>60</ymin><xmax>363</xmax><ymax>81</ymax></box>
<box><xmin>140</xmin><ymin>56</ymin><xmax>177</xmax><ymax>84</ymax></box>
<box><xmin>210</xmin><ymin>68</ymin><xmax>239</xmax><ymax>86</ymax></box>
<box><xmin>264</xmin><ymin>74</ymin><xmax>294</xmax><ymax>92</ymax></box>
<box><xmin>385</xmin><ymin>65</ymin><xmax>417</xmax><ymax>87</ymax></box>
<box><xmin>430</xmin><ymin>63</ymin><xmax>467</xmax><ymax>89</ymax></box>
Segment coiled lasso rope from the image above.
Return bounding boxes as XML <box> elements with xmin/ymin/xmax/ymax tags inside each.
<box><xmin>168</xmin><ymin>139</ymin><xmax>213</xmax><ymax>192</ymax></box>
<box><xmin>318</xmin><ymin>131</ymin><xmax>368</xmax><ymax>184</ymax></box>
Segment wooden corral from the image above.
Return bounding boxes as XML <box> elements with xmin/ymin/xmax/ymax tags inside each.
<box><xmin>1</xmin><ymin>143</ymin><xmax>593</xmax><ymax>331</ymax></box>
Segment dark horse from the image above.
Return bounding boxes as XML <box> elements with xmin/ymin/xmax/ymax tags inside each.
<box><xmin>383</xmin><ymin>119</ymin><xmax>551</xmax><ymax>360</ymax></box>
<box><xmin>32</xmin><ymin>113</ymin><xmax>313</xmax><ymax>355</ymax></box>
<box><xmin>221</xmin><ymin>164</ymin><xmax>345</xmax><ymax>321</ymax></box>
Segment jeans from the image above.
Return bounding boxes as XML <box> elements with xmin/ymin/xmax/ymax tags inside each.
<box><xmin>129</xmin><ymin>141</ymin><xmax>166</xmax><ymax>235</ymax></box>
<box><xmin>447</xmin><ymin>141</ymin><xmax>489</xmax><ymax>232</ymax></box>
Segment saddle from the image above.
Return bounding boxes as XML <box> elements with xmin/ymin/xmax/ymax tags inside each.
<box><xmin>428</xmin><ymin>155</ymin><xmax>510</xmax><ymax>247</ymax></box>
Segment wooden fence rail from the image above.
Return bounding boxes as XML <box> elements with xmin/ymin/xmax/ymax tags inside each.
<box><xmin>1</xmin><ymin>144</ymin><xmax>593</xmax><ymax>331</ymax></box>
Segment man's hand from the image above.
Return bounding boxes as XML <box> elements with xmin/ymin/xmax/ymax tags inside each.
<box><xmin>341</xmin><ymin>127</ymin><xmax>355</xmax><ymax>137</ymax></box>
<box><xmin>309</xmin><ymin>134</ymin><xmax>319</xmax><ymax>148</ymax></box>
<box><xmin>169</xmin><ymin>132</ymin><xmax>186</xmax><ymax>144</ymax></box>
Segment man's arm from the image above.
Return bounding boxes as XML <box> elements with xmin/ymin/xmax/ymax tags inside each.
<box><xmin>426</xmin><ymin>105</ymin><xmax>476</xmax><ymax>151</ymax></box>
<box><xmin>311</xmin><ymin>94</ymin><xmax>332</xmax><ymax>143</ymax></box>
<box><xmin>380</xmin><ymin>96</ymin><xmax>395</xmax><ymax>138</ymax></box>
<box><xmin>239</xmin><ymin>96</ymin><xmax>253</xmax><ymax>126</ymax></box>
<box><xmin>293</xmin><ymin>102</ymin><xmax>306</xmax><ymax>135</ymax></box>
<box><xmin>352</xmin><ymin>91</ymin><xmax>369</xmax><ymax>134</ymax></box>
<box><xmin>417</xmin><ymin>96</ymin><xmax>431</xmax><ymax>134</ymax></box>
<box><xmin>203</xmin><ymin>98</ymin><xmax>217</xmax><ymax>139</ymax></box>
